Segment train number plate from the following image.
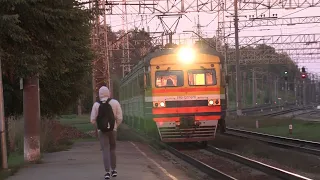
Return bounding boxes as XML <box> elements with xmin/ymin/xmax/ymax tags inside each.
<box><xmin>180</xmin><ymin>116</ymin><xmax>195</xmax><ymax>128</ymax></box>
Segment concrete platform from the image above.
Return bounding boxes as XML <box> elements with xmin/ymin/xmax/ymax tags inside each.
<box><xmin>7</xmin><ymin>140</ymin><xmax>196</xmax><ymax>180</ymax></box>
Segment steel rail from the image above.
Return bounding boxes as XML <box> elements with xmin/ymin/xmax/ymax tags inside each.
<box><xmin>128</xmin><ymin>127</ymin><xmax>237</xmax><ymax>180</ymax></box>
<box><xmin>228</xmin><ymin>103</ymin><xmax>297</xmax><ymax>115</ymax></box>
<box><xmin>206</xmin><ymin>146</ymin><xmax>313</xmax><ymax>180</ymax></box>
<box><xmin>226</xmin><ymin>128</ymin><xmax>320</xmax><ymax>147</ymax></box>
<box><xmin>262</xmin><ymin>108</ymin><xmax>303</xmax><ymax>117</ymax></box>
<box><xmin>225</xmin><ymin>128</ymin><xmax>320</xmax><ymax>156</ymax></box>
<box><xmin>261</xmin><ymin>105</ymin><xmax>315</xmax><ymax>117</ymax></box>
<box><xmin>166</xmin><ymin>145</ymin><xmax>237</xmax><ymax>180</ymax></box>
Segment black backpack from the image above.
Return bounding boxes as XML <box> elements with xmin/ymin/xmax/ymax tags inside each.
<box><xmin>96</xmin><ymin>98</ymin><xmax>115</xmax><ymax>132</ymax></box>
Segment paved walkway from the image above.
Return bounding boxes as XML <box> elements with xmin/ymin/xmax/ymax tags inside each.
<box><xmin>7</xmin><ymin>140</ymin><xmax>195</xmax><ymax>180</ymax></box>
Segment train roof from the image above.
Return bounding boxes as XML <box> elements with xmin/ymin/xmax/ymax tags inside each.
<box><xmin>120</xmin><ymin>46</ymin><xmax>224</xmax><ymax>84</ymax></box>
<box><xmin>143</xmin><ymin>46</ymin><xmax>223</xmax><ymax>65</ymax></box>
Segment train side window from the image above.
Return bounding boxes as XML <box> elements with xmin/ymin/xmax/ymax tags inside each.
<box><xmin>131</xmin><ymin>81</ymin><xmax>134</xmax><ymax>97</ymax></box>
<box><xmin>124</xmin><ymin>85</ymin><xmax>127</xmax><ymax>100</ymax></box>
<box><xmin>188</xmin><ymin>69</ymin><xmax>217</xmax><ymax>86</ymax></box>
<box><xmin>155</xmin><ymin>70</ymin><xmax>184</xmax><ymax>87</ymax></box>
<box><xmin>133</xmin><ymin>78</ymin><xmax>136</xmax><ymax>96</ymax></box>
<box><xmin>145</xmin><ymin>73</ymin><xmax>151</xmax><ymax>87</ymax></box>
<box><xmin>138</xmin><ymin>74</ymin><xmax>144</xmax><ymax>88</ymax></box>
<box><xmin>128</xmin><ymin>82</ymin><xmax>131</xmax><ymax>98</ymax></box>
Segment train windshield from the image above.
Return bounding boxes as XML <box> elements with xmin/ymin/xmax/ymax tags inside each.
<box><xmin>188</xmin><ymin>69</ymin><xmax>217</xmax><ymax>86</ymax></box>
<box><xmin>155</xmin><ymin>70</ymin><xmax>184</xmax><ymax>87</ymax></box>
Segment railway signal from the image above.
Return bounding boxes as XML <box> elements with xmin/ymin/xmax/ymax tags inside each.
<box><xmin>284</xmin><ymin>71</ymin><xmax>288</xmax><ymax>81</ymax></box>
<box><xmin>301</xmin><ymin>66</ymin><xmax>307</xmax><ymax>79</ymax></box>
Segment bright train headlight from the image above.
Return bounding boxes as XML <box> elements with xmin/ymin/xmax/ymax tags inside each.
<box><xmin>160</xmin><ymin>101</ymin><xmax>165</xmax><ymax>107</ymax></box>
<box><xmin>177</xmin><ymin>47</ymin><xmax>195</xmax><ymax>64</ymax></box>
<box><xmin>208</xmin><ymin>99</ymin><xmax>214</xmax><ymax>106</ymax></box>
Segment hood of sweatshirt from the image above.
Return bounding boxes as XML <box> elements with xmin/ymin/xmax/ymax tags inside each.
<box><xmin>99</xmin><ymin>86</ymin><xmax>110</xmax><ymax>101</ymax></box>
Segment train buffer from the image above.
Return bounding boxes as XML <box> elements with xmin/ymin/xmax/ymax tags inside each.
<box><xmin>6</xmin><ymin>140</ymin><xmax>195</xmax><ymax>180</ymax></box>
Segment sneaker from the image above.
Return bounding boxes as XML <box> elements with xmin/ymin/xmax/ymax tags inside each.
<box><xmin>111</xmin><ymin>170</ymin><xmax>117</xmax><ymax>177</ymax></box>
<box><xmin>104</xmin><ymin>172</ymin><xmax>111</xmax><ymax>179</ymax></box>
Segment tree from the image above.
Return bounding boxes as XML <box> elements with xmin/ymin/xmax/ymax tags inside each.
<box><xmin>0</xmin><ymin>0</ymin><xmax>93</xmax><ymax>117</ymax></box>
<box><xmin>224</xmin><ymin>43</ymin><xmax>304</xmax><ymax>106</ymax></box>
<box><xmin>128</xmin><ymin>28</ymin><xmax>153</xmax><ymax>64</ymax></box>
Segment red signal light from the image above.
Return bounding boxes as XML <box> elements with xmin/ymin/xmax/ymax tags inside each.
<box><xmin>301</xmin><ymin>73</ymin><xmax>306</xmax><ymax>78</ymax></box>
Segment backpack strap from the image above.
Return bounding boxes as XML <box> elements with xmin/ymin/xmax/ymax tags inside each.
<box><xmin>97</xmin><ymin>99</ymin><xmax>112</xmax><ymax>104</ymax></box>
<box><xmin>106</xmin><ymin>98</ymin><xmax>112</xmax><ymax>104</ymax></box>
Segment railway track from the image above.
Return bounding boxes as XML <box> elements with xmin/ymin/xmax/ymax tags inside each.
<box><xmin>228</xmin><ymin>104</ymin><xmax>272</xmax><ymax>113</ymax></box>
<box><xmin>165</xmin><ymin>144</ymin><xmax>237</xmax><ymax>180</ymax></box>
<box><xmin>261</xmin><ymin>105</ymin><xmax>315</xmax><ymax>117</ymax></box>
<box><xmin>228</xmin><ymin>103</ymin><xmax>298</xmax><ymax>116</ymax></box>
<box><xmin>168</xmin><ymin>143</ymin><xmax>312</xmax><ymax>180</ymax></box>
<box><xmin>128</xmin><ymin>126</ymin><xmax>312</xmax><ymax>180</ymax></box>
<box><xmin>205</xmin><ymin>145</ymin><xmax>312</xmax><ymax>180</ymax></box>
<box><xmin>225</xmin><ymin>127</ymin><xmax>320</xmax><ymax>156</ymax></box>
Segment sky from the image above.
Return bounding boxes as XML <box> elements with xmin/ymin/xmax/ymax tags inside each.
<box><xmin>84</xmin><ymin>0</ymin><xmax>320</xmax><ymax>78</ymax></box>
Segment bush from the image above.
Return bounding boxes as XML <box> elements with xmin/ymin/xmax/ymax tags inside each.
<box><xmin>7</xmin><ymin>117</ymin><xmax>24</xmax><ymax>153</ymax></box>
<box><xmin>7</xmin><ymin>116</ymin><xmax>90</xmax><ymax>154</ymax></box>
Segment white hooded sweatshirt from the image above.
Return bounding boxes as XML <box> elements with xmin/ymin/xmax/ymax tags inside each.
<box><xmin>90</xmin><ymin>86</ymin><xmax>123</xmax><ymax>131</ymax></box>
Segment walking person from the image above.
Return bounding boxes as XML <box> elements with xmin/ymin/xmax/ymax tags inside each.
<box><xmin>90</xmin><ymin>86</ymin><xmax>123</xmax><ymax>179</ymax></box>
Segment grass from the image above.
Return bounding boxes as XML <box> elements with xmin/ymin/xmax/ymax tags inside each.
<box><xmin>256</xmin><ymin>121</ymin><xmax>320</xmax><ymax>141</ymax></box>
<box><xmin>58</xmin><ymin>114</ymin><xmax>97</xmax><ymax>143</ymax></box>
<box><xmin>226</xmin><ymin>116</ymin><xmax>320</xmax><ymax>142</ymax></box>
<box><xmin>0</xmin><ymin>153</ymin><xmax>24</xmax><ymax>180</ymax></box>
<box><xmin>58</xmin><ymin>114</ymin><xmax>93</xmax><ymax>133</ymax></box>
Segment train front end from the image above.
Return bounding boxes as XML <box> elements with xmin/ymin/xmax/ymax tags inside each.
<box><xmin>147</xmin><ymin>46</ymin><xmax>226</xmax><ymax>144</ymax></box>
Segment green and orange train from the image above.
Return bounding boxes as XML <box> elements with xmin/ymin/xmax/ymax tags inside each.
<box><xmin>119</xmin><ymin>45</ymin><xmax>227</xmax><ymax>145</ymax></box>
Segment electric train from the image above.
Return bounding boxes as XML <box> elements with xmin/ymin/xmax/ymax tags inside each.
<box><xmin>119</xmin><ymin>45</ymin><xmax>227</xmax><ymax>145</ymax></box>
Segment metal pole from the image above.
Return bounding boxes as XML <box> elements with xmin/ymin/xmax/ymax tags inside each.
<box><xmin>252</xmin><ymin>69</ymin><xmax>256</xmax><ymax>106</ymax></box>
<box><xmin>285</xmin><ymin>80</ymin><xmax>288</xmax><ymax>104</ymax></box>
<box><xmin>234</xmin><ymin>0</ymin><xmax>242</xmax><ymax>115</ymax></box>
<box><xmin>303</xmin><ymin>79</ymin><xmax>306</xmax><ymax>106</ymax></box>
<box><xmin>312</xmin><ymin>76</ymin><xmax>315</xmax><ymax>104</ymax></box>
<box><xmin>23</xmin><ymin>75</ymin><xmax>41</xmax><ymax>162</ymax></box>
<box><xmin>103</xmin><ymin>0</ymin><xmax>111</xmax><ymax>94</ymax></box>
<box><xmin>318</xmin><ymin>82</ymin><xmax>320</xmax><ymax>103</ymax></box>
<box><xmin>294</xmin><ymin>78</ymin><xmax>298</xmax><ymax>105</ymax></box>
<box><xmin>0</xmin><ymin>58</ymin><xmax>8</xmax><ymax>169</ymax></box>
<box><xmin>300</xmin><ymin>80</ymin><xmax>303</xmax><ymax>105</ymax></box>
<box><xmin>242</xmin><ymin>72</ymin><xmax>246</xmax><ymax>107</ymax></box>
<box><xmin>224</xmin><ymin>46</ymin><xmax>229</xmax><ymax>115</ymax></box>
<box><xmin>274</xmin><ymin>77</ymin><xmax>277</xmax><ymax>104</ymax></box>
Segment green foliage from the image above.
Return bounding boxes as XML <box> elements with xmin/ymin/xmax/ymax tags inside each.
<box><xmin>226</xmin><ymin>45</ymin><xmax>300</xmax><ymax>105</ymax></box>
<box><xmin>128</xmin><ymin>28</ymin><xmax>153</xmax><ymax>64</ymax></box>
<box><xmin>0</xmin><ymin>0</ymin><xmax>94</xmax><ymax>117</ymax></box>
<box><xmin>197</xmin><ymin>37</ymin><xmax>304</xmax><ymax>106</ymax></box>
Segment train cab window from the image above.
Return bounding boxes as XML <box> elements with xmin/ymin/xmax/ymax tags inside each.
<box><xmin>155</xmin><ymin>70</ymin><xmax>183</xmax><ymax>87</ymax></box>
<box><xmin>188</xmin><ymin>69</ymin><xmax>217</xmax><ymax>86</ymax></box>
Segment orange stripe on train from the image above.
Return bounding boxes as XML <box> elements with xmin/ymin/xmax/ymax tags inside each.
<box><xmin>152</xmin><ymin>106</ymin><xmax>221</xmax><ymax>114</ymax></box>
<box><xmin>152</xmin><ymin>87</ymin><xmax>220</xmax><ymax>93</ymax></box>
<box><xmin>195</xmin><ymin>115</ymin><xmax>221</xmax><ymax>120</ymax></box>
<box><xmin>153</xmin><ymin>115</ymin><xmax>221</xmax><ymax>122</ymax></box>
<box><xmin>153</xmin><ymin>117</ymin><xmax>180</xmax><ymax>122</ymax></box>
